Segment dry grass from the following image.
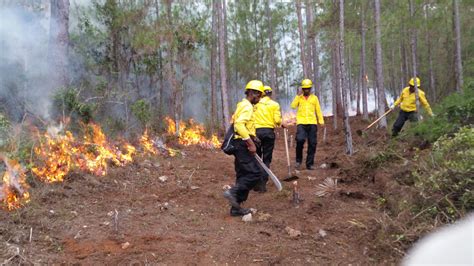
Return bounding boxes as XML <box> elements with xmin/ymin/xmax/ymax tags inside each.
<box><xmin>315</xmin><ymin>177</ymin><xmax>339</xmax><ymax>197</ymax></box>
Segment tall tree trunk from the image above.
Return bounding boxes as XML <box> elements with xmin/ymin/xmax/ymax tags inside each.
<box><xmin>223</xmin><ymin>0</ymin><xmax>231</xmax><ymax>103</ymax></box>
<box><xmin>218</xmin><ymin>0</ymin><xmax>231</xmax><ymax>130</ymax></box>
<box><xmin>331</xmin><ymin>41</ymin><xmax>338</xmax><ymax>130</ymax></box>
<box><xmin>335</xmin><ymin>39</ymin><xmax>343</xmax><ymax>118</ymax></box>
<box><xmin>305</xmin><ymin>0</ymin><xmax>313</xmax><ymax>76</ymax></box>
<box><xmin>158</xmin><ymin>49</ymin><xmax>165</xmax><ymax>120</ymax></box>
<box><xmin>390</xmin><ymin>47</ymin><xmax>397</xmax><ymax>100</ymax></box>
<box><xmin>424</xmin><ymin>3</ymin><xmax>436</xmax><ymax>102</ymax></box>
<box><xmin>453</xmin><ymin>0</ymin><xmax>463</xmax><ymax>92</ymax></box>
<box><xmin>339</xmin><ymin>0</ymin><xmax>353</xmax><ymax>155</ymax></box>
<box><xmin>374</xmin><ymin>0</ymin><xmax>387</xmax><ymax>128</ymax></box>
<box><xmin>210</xmin><ymin>0</ymin><xmax>218</xmax><ymax>132</ymax></box>
<box><xmin>348</xmin><ymin>47</ymin><xmax>354</xmax><ymax>104</ymax></box>
<box><xmin>401</xmin><ymin>24</ymin><xmax>410</xmax><ymax>84</ymax></box>
<box><xmin>49</xmin><ymin>0</ymin><xmax>70</xmax><ymax>90</ymax></box>
<box><xmin>253</xmin><ymin>0</ymin><xmax>261</xmax><ymax>78</ymax></box>
<box><xmin>165</xmin><ymin>0</ymin><xmax>181</xmax><ymax>136</ymax></box>
<box><xmin>357</xmin><ymin>67</ymin><xmax>361</xmax><ymax>115</ymax></box>
<box><xmin>360</xmin><ymin>6</ymin><xmax>369</xmax><ymax>121</ymax></box>
<box><xmin>305</xmin><ymin>3</ymin><xmax>321</xmax><ymax>100</ymax></box>
<box><xmin>154</xmin><ymin>0</ymin><xmax>165</xmax><ymax>123</ymax></box>
<box><xmin>410</xmin><ymin>0</ymin><xmax>421</xmax><ymax>120</ymax></box>
<box><xmin>266</xmin><ymin>0</ymin><xmax>278</xmax><ymax>96</ymax></box>
<box><xmin>399</xmin><ymin>45</ymin><xmax>405</xmax><ymax>93</ymax></box>
<box><xmin>295</xmin><ymin>0</ymin><xmax>308</xmax><ymax>77</ymax></box>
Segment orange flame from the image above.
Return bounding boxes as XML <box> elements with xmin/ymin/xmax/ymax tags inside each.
<box><xmin>0</xmin><ymin>155</ymin><xmax>30</xmax><ymax>210</ymax></box>
<box><xmin>165</xmin><ymin>117</ymin><xmax>220</xmax><ymax>148</ymax></box>
<box><xmin>139</xmin><ymin>129</ymin><xmax>179</xmax><ymax>157</ymax></box>
<box><xmin>32</xmin><ymin>130</ymin><xmax>75</xmax><ymax>182</ymax></box>
<box><xmin>79</xmin><ymin>123</ymin><xmax>126</xmax><ymax>176</ymax></box>
<box><xmin>140</xmin><ymin>129</ymin><xmax>158</xmax><ymax>155</ymax></box>
<box><xmin>32</xmin><ymin>123</ymin><xmax>137</xmax><ymax>181</ymax></box>
<box><xmin>282</xmin><ymin>111</ymin><xmax>297</xmax><ymax>126</ymax></box>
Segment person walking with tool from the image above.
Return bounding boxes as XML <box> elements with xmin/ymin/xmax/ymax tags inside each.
<box><xmin>290</xmin><ymin>79</ymin><xmax>324</xmax><ymax>170</ymax></box>
<box><xmin>223</xmin><ymin>80</ymin><xmax>266</xmax><ymax>217</ymax></box>
<box><xmin>253</xmin><ymin>85</ymin><xmax>285</xmax><ymax>192</ymax></box>
<box><xmin>392</xmin><ymin>77</ymin><xmax>433</xmax><ymax>137</ymax></box>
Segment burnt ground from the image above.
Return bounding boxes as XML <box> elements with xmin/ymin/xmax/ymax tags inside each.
<box><xmin>0</xmin><ymin>117</ymin><xmax>401</xmax><ymax>264</ymax></box>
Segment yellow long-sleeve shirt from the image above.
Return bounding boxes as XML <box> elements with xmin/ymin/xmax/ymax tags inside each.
<box><xmin>290</xmin><ymin>94</ymin><xmax>324</xmax><ymax>125</ymax></box>
<box><xmin>394</xmin><ymin>87</ymin><xmax>433</xmax><ymax>115</ymax></box>
<box><xmin>233</xmin><ymin>98</ymin><xmax>256</xmax><ymax>140</ymax></box>
<box><xmin>254</xmin><ymin>96</ymin><xmax>282</xmax><ymax>129</ymax></box>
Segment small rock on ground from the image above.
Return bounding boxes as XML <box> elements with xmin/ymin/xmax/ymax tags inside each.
<box><xmin>285</xmin><ymin>226</ymin><xmax>301</xmax><ymax>238</ymax></box>
<box><xmin>242</xmin><ymin>213</ymin><xmax>252</xmax><ymax>222</ymax></box>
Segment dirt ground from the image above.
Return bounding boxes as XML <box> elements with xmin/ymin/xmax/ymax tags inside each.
<box><xmin>0</xmin><ymin>117</ymin><xmax>401</xmax><ymax>264</ymax></box>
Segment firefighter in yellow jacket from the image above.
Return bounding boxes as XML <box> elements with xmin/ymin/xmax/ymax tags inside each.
<box><xmin>223</xmin><ymin>80</ymin><xmax>266</xmax><ymax>217</ymax></box>
<box><xmin>392</xmin><ymin>77</ymin><xmax>433</xmax><ymax>136</ymax></box>
<box><xmin>290</xmin><ymin>79</ymin><xmax>324</xmax><ymax>170</ymax></box>
<box><xmin>252</xmin><ymin>85</ymin><xmax>284</xmax><ymax>192</ymax></box>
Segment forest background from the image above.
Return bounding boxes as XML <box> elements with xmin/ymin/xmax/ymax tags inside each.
<box><xmin>1</xmin><ymin>0</ymin><xmax>472</xmax><ymax>140</ymax></box>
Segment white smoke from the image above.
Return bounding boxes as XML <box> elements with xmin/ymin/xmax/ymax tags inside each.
<box><xmin>0</xmin><ymin>4</ymin><xmax>52</xmax><ymax>120</ymax></box>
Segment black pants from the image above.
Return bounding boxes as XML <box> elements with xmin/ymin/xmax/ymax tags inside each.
<box><xmin>230</xmin><ymin>139</ymin><xmax>266</xmax><ymax>203</ymax></box>
<box><xmin>256</xmin><ymin>128</ymin><xmax>276</xmax><ymax>167</ymax></box>
<box><xmin>256</xmin><ymin>128</ymin><xmax>275</xmax><ymax>182</ymax></box>
<box><xmin>392</xmin><ymin>110</ymin><xmax>418</xmax><ymax>136</ymax></box>
<box><xmin>295</xmin><ymin>124</ymin><xmax>318</xmax><ymax>168</ymax></box>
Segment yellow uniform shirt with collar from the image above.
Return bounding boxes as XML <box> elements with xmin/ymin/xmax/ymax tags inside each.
<box><xmin>290</xmin><ymin>94</ymin><xmax>325</xmax><ymax>125</ymax></box>
<box><xmin>233</xmin><ymin>98</ymin><xmax>256</xmax><ymax>140</ymax></box>
<box><xmin>394</xmin><ymin>87</ymin><xmax>433</xmax><ymax>115</ymax></box>
<box><xmin>254</xmin><ymin>96</ymin><xmax>282</xmax><ymax>129</ymax></box>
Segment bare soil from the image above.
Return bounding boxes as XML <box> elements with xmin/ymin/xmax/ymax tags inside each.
<box><xmin>0</xmin><ymin>117</ymin><xmax>401</xmax><ymax>264</ymax></box>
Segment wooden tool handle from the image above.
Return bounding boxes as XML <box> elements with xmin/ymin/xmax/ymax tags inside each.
<box><xmin>284</xmin><ymin>128</ymin><xmax>291</xmax><ymax>168</ymax></box>
<box><xmin>365</xmin><ymin>108</ymin><xmax>393</xmax><ymax>130</ymax></box>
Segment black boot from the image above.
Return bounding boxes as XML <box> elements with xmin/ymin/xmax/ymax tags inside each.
<box><xmin>295</xmin><ymin>162</ymin><xmax>301</xmax><ymax>170</ymax></box>
<box><xmin>223</xmin><ymin>190</ymin><xmax>240</xmax><ymax>209</ymax></box>
<box><xmin>230</xmin><ymin>206</ymin><xmax>251</xmax><ymax>217</ymax></box>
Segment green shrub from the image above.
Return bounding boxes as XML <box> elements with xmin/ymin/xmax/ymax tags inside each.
<box><xmin>413</xmin><ymin>126</ymin><xmax>474</xmax><ymax>220</ymax></box>
<box><xmin>407</xmin><ymin>85</ymin><xmax>474</xmax><ymax>143</ymax></box>
<box><xmin>53</xmin><ymin>88</ymin><xmax>95</xmax><ymax>123</ymax></box>
<box><xmin>131</xmin><ymin>99</ymin><xmax>151</xmax><ymax>127</ymax></box>
<box><xmin>0</xmin><ymin>113</ymin><xmax>11</xmax><ymax>148</ymax></box>
<box><xmin>362</xmin><ymin>149</ymin><xmax>401</xmax><ymax>169</ymax></box>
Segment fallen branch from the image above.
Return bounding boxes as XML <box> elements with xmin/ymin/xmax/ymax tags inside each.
<box><xmin>114</xmin><ymin>209</ymin><xmax>119</xmax><ymax>233</ymax></box>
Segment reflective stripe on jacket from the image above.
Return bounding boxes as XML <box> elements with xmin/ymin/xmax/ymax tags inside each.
<box><xmin>290</xmin><ymin>94</ymin><xmax>324</xmax><ymax>125</ymax></box>
<box><xmin>394</xmin><ymin>87</ymin><xmax>433</xmax><ymax>115</ymax></box>
<box><xmin>233</xmin><ymin>98</ymin><xmax>256</xmax><ymax>140</ymax></box>
<box><xmin>254</xmin><ymin>96</ymin><xmax>282</xmax><ymax>129</ymax></box>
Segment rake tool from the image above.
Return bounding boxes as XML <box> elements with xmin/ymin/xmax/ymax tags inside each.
<box><xmin>282</xmin><ymin>128</ymin><xmax>299</xmax><ymax>182</ymax></box>
<box><xmin>356</xmin><ymin>108</ymin><xmax>393</xmax><ymax>136</ymax></box>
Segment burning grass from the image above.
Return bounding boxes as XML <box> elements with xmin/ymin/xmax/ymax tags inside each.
<box><xmin>1</xmin><ymin>118</ymin><xmax>221</xmax><ymax>210</ymax></box>
<box><xmin>165</xmin><ymin>117</ymin><xmax>220</xmax><ymax>148</ymax></box>
<box><xmin>0</xmin><ymin>154</ymin><xmax>30</xmax><ymax>210</ymax></box>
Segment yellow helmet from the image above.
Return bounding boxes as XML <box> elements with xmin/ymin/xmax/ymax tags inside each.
<box><xmin>301</xmin><ymin>78</ymin><xmax>313</xmax><ymax>88</ymax></box>
<box><xmin>263</xmin><ymin>85</ymin><xmax>272</xmax><ymax>93</ymax></box>
<box><xmin>409</xmin><ymin>77</ymin><xmax>420</xmax><ymax>87</ymax></box>
<box><xmin>245</xmin><ymin>80</ymin><xmax>264</xmax><ymax>93</ymax></box>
